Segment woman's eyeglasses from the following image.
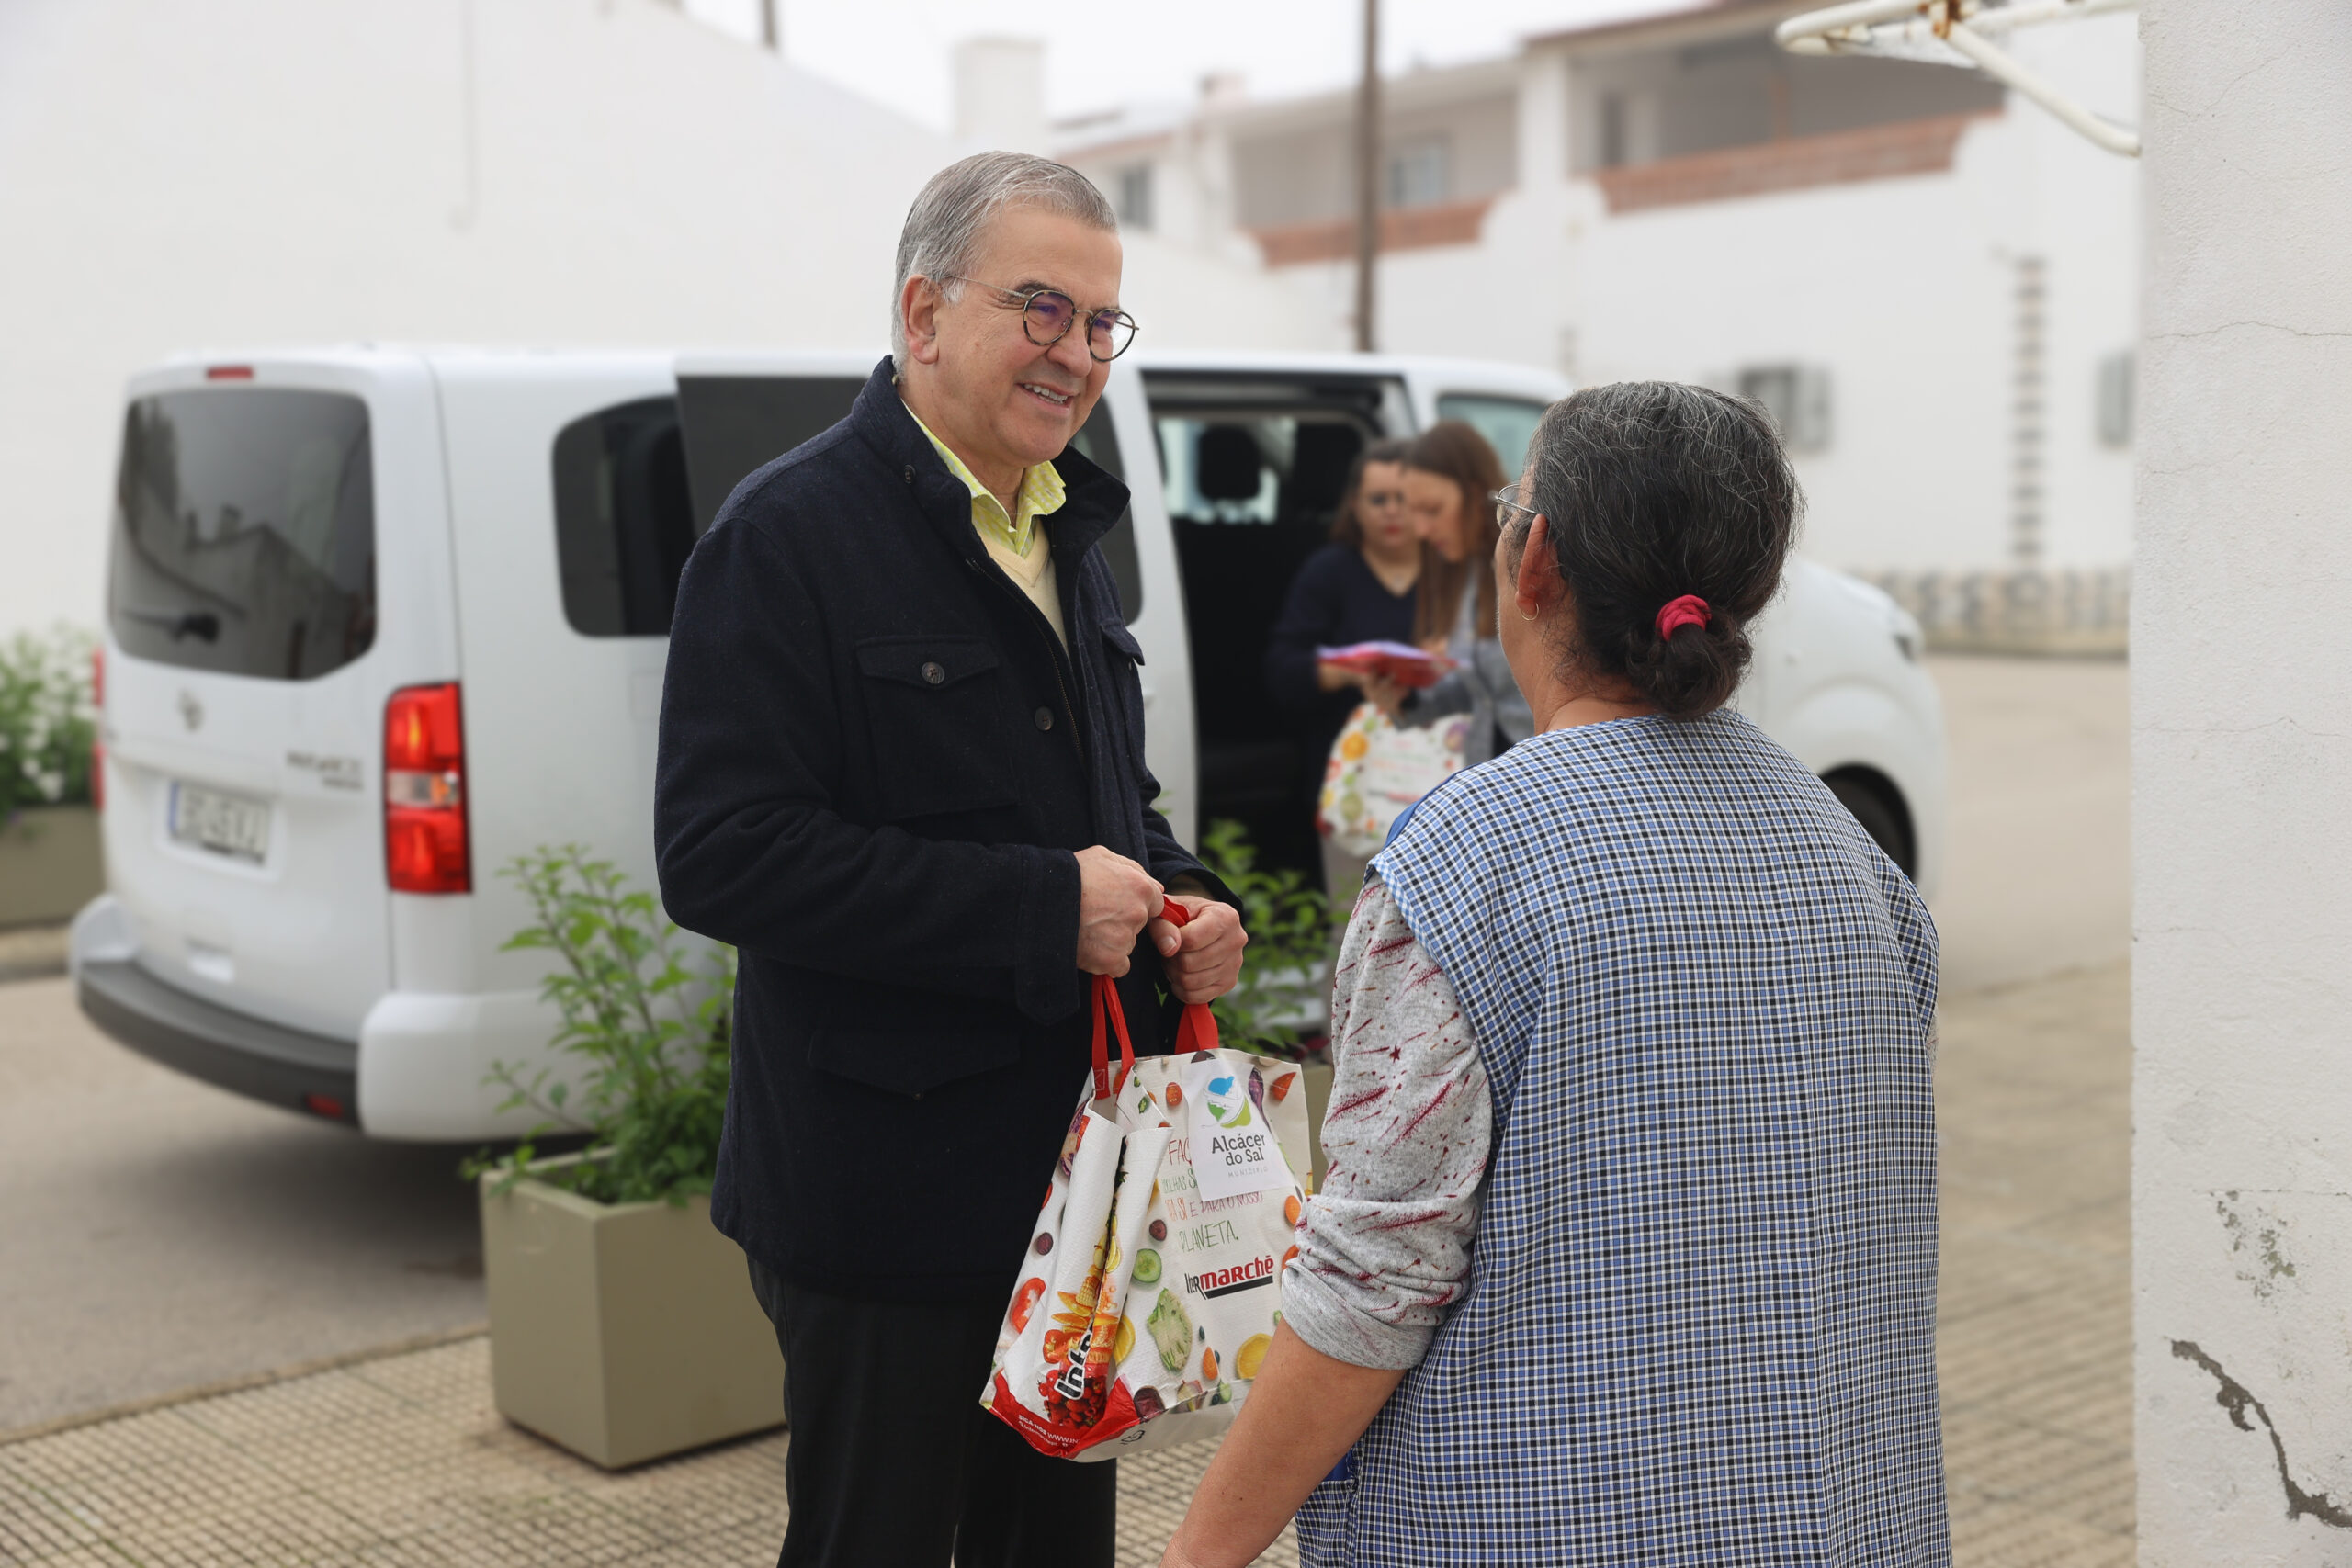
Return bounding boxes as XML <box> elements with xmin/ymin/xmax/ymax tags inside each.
<box><xmin>945</xmin><ymin>276</ymin><xmax>1139</xmax><ymax>362</ymax></box>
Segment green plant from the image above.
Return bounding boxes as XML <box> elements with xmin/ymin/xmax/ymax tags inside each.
<box><xmin>0</xmin><ymin>626</ymin><xmax>96</xmax><ymax>821</ymax></box>
<box><xmin>1197</xmin><ymin>818</ymin><xmax>1338</xmax><ymax>1059</ymax></box>
<box><xmin>463</xmin><ymin>847</ymin><xmax>735</xmax><ymax>1206</ymax></box>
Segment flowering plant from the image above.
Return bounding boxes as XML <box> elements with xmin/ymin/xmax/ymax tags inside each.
<box><xmin>0</xmin><ymin>626</ymin><xmax>97</xmax><ymax>822</ymax></box>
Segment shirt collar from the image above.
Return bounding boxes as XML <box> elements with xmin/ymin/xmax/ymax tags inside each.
<box><xmin>904</xmin><ymin>406</ymin><xmax>1065</xmax><ymax>558</ymax></box>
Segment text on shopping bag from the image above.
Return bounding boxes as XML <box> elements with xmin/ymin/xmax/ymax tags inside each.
<box><xmin>1183</xmin><ymin>1057</ymin><xmax>1293</xmax><ymax>1203</ymax></box>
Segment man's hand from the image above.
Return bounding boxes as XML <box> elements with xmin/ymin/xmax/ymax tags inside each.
<box><xmin>1150</xmin><ymin>895</ymin><xmax>1248</xmax><ymax>1004</ymax></box>
<box><xmin>1076</xmin><ymin>846</ymin><xmax>1163</xmax><ymax>976</ymax></box>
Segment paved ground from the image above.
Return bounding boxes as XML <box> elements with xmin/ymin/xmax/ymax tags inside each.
<box><xmin>0</xmin><ymin>1334</ymin><xmax>1287</xmax><ymax>1567</ymax></box>
<box><xmin>0</xmin><ymin>977</ymin><xmax>485</xmax><ymax>1430</ymax></box>
<box><xmin>1939</xmin><ymin>963</ymin><xmax>2132</xmax><ymax>1566</ymax></box>
<box><xmin>1926</xmin><ymin>655</ymin><xmax>2131</xmax><ymax>993</ymax></box>
<box><xmin>0</xmin><ymin>957</ymin><xmax>2124</xmax><ymax>1566</ymax></box>
<box><xmin>0</xmin><ymin>652</ymin><xmax>2133</xmax><ymax>1562</ymax></box>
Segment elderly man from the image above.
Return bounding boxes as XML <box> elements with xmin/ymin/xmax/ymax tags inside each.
<box><xmin>655</xmin><ymin>152</ymin><xmax>1246</xmax><ymax>1567</ymax></box>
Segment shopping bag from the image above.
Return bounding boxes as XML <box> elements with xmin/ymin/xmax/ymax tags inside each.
<box><xmin>982</xmin><ymin>900</ymin><xmax>1312</xmax><ymax>1461</ymax></box>
<box><xmin>1317</xmin><ymin>701</ymin><xmax>1472</xmax><ymax>858</ymax></box>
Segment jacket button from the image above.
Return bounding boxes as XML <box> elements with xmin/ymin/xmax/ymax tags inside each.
<box><xmin>922</xmin><ymin>661</ymin><xmax>945</xmax><ymax>685</ymax></box>
<box><xmin>903</xmin><ymin>465</ymin><xmax>914</xmax><ymax>484</ymax></box>
<box><xmin>1034</xmin><ymin>706</ymin><xmax>1054</xmax><ymax>731</ymax></box>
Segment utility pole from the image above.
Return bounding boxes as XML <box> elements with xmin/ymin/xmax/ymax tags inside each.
<box><xmin>759</xmin><ymin>0</ymin><xmax>779</xmax><ymax>51</ymax></box>
<box><xmin>1352</xmin><ymin>0</ymin><xmax>1380</xmax><ymax>353</ymax></box>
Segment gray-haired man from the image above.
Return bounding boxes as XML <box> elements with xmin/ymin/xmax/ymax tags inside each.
<box><xmin>656</xmin><ymin>153</ymin><xmax>1246</xmax><ymax>1565</ymax></box>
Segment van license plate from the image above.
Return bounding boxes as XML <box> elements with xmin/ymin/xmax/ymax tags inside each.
<box><xmin>169</xmin><ymin>783</ymin><xmax>271</xmax><ymax>864</ymax></box>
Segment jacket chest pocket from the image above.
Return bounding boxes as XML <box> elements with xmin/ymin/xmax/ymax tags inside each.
<box><xmin>854</xmin><ymin>636</ymin><xmax>1019</xmax><ymax>821</ymax></box>
<box><xmin>1097</xmin><ymin>620</ymin><xmax>1148</xmax><ymax>758</ymax></box>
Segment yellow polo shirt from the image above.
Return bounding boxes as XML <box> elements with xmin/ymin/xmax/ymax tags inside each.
<box><xmin>909</xmin><ymin>411</ymin><xmax>1068</xmax><ymax>649</ymax></box>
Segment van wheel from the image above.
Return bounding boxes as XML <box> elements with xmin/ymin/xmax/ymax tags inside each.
<box><xmin>1824</xmin><ymin>769</ymin><xmax>1916</xmax><ymax>878</ymax></box>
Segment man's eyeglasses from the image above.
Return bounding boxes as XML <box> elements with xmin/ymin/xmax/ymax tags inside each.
<box><xmin>945</xmin><ymin>276</ymin><xmax>1139</xmax><ymax>362</ymax></box>
<box><xmin>1492</xmin><ymin>484</ymin><xmax>1542</xmax><ymax>530</ymax></box>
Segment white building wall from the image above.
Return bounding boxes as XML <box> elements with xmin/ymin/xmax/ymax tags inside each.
<box><xmin>1069</xmin><ymin>28</ymin><xmax>2143</xmax><ymax>602</ymax></box>
<box><xmin>1570</xmin><ymin>144</ymin><xmax>2016</xmax><ymax>574</ymax></box>
<box><xmin>0</xmin><ymin>0</ymin><xmax>938</xmax><ymax>638</ymax></box>
<box><xmin>0</xmin><ymin>0</ymin><xmax>1317</xmax><ymax>638</ymax></box>
<box><xmin>2132</xmin><ymin>0</ymin><xmax>2352</xmax><ymax>1559</ymax></box>
<box><xmin>2014</xmin><ymin>13</ymin><xmax>2142</xmax><ymax>572</ymax></box>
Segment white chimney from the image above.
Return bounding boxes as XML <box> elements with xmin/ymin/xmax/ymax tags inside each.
<box><xmin>953</xmin><ymin>38</ymin><xmax>1048</xmax><ymax>152</ymax></box>
<box><xmin>1199</xmin><ymin>72</ymin><xmax>1249</xmax><ymax>111</ymax></box>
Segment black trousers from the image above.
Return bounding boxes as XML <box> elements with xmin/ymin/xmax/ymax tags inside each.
<box><xmin>748</xmin><ymin>1260</ymin><xmax>1119</xmax><ymax>1568</ymax></box>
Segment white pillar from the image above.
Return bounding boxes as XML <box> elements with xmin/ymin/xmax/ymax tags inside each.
<box><xmin>2133</xmin><ymin>2</ymin><xmax>2352</xmax><ymax>1560</ymax></box>
<box><xmin>1516</xmin><ymin>47</ymin><xmax>1569</xmax><ymax>191</ymax></box>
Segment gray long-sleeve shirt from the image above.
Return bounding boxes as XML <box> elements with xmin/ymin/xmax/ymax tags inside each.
<box><xmin>1396</xmin><ymin>577</ymin><xmax>1533</xmax><ymax>764</ymax></box>
<box><xmin>1281</xmin><ymin>877</ymin><xmax>1495</xmax><ymax>1370</ymax></box>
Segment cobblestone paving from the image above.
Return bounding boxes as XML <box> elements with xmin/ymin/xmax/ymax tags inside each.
<box><xmin>1937</xmin><ymin>963</ymin><xmax>2134</xmax><ymax>1567</ymax></box>
<box><xmin>0</xmin><ymin>965</ymin><xmax>2126</xmax><ymax>1567</ymax></box>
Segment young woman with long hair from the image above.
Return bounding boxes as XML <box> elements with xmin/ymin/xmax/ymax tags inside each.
<box><xmin>1389</xmin><ymin>421</ymin><xmax>1532</xmax><ymax>764</ymax></box>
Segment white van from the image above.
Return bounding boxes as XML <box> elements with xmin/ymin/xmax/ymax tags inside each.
<box><xmin>75</xmin><ymin>347</ymin><xmax>1944</xmax><ymax>1139</ymax></box>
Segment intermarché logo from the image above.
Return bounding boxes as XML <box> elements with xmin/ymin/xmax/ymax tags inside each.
<box><xmin>1186</xmin><ymin>1255</ymin><xmax>1276</xmax><ymax>1299</ymax></box>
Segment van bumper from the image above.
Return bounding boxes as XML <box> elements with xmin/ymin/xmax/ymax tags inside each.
<box><xmin>71</xmin><ymin>897</ymin><xmax>359</xmax><ymax>1124</ymax></box>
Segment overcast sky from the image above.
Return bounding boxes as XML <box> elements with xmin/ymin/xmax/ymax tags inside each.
<box><xmin>685</xmin><ymin>0</ymin><xmax>1656</xmax><ymax>129</ymax></box>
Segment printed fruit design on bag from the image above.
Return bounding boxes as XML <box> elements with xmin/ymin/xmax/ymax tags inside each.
<box><xmin>986</xmin><ymin>1024</ymin><xmax>1316</xmax><ymax>1461</ymax></box>
<box><xmin>1147</xmin><ymin>1288</ymin><xmax>1193</xmax><ymax>1373</ymax></box>
<box><xmin>1010</xmin><ymin>1277</ymin><xmax>1046</xmax><ymax>1333</ymax></box>
<box><xmin>1037</xmin><ymin>1232</ymin><xmax>1112</xmax><ymax>1429</ymax></box>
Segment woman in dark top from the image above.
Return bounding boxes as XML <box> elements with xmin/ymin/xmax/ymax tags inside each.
<box><xmin>1263</xmin><ymin>438</ymin><xmax>1419</xmax><ymax>890</ymax></box>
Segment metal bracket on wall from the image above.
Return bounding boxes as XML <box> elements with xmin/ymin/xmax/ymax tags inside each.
<box><xmin>1775</xmin><ymin>0</ymin><xmax>2141</xmax><ymax>158</ymax></box>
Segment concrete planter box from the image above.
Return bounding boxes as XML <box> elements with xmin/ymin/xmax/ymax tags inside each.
<box><xmin>480</xmin><ymin>1154</ymin><xmax>784</xmax><ymax>1469</ymax></box>
<box><xmin>0</xmin><ymin>805</ymin><xmax>102</xmax><ymax>929</ymax></box>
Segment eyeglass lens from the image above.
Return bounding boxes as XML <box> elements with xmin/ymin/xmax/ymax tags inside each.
<box><xmin>1022</xmin><ymin>291</ymin><xmax>1136</xmax><ymax>361</ymax></box>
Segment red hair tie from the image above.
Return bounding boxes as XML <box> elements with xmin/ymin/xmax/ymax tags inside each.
<box><xmin>1655</xmin><ymin>595</ymin><xmax>1711</xmax><ymax>639</ymax></box>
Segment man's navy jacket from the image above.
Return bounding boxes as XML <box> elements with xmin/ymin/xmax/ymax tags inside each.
<box><xmin>656</xmin><ymin>358</ymin><xmax>1227</xmax><ymax>1304</ymax></box>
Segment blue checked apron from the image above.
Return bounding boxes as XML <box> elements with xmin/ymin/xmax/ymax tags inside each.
<box><xmin>1298</xmin><ymin>710</ymin><xmax>1949</xmax><ymax>1567</ymax></box>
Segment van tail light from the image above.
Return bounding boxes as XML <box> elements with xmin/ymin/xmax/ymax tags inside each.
<box><xmin>89</xmin><ymin>647</ymin><xmax>105</xmax><ymax>813</ymax></box>
<box><xmin>384</xmin><ymin>682</ymin><xmax>469</xmax><ymax>894</ymax></box>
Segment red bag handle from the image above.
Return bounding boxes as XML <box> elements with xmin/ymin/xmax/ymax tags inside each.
<box><xmin>1090</xmin><ymin>897</ymin><xmax>1223</xmax><ymax>1101</ymax></box>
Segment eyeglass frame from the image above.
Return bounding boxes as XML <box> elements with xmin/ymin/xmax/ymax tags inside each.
<box><xmin>940</xmin><ymin>275</ymin><xmax>1140</xmax><ymax>363</ymax></box>
<box><xmin>1491</xmin><ymin>484</ymin><xmax>1543</xmax><ymax>532</ymax></box>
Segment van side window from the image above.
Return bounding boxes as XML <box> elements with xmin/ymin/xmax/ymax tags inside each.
<box><xmin>550</xmin><ymin>398</ymin><xmax>694</xmax><ymax>637</ymax></box>
<box><xmin>674</xmin><ymin>376</ymin><xmax>866</xmax><ymax>536</ymax></box>
<box><xmin>672</xmin><ymin>375</ymin><xmax>1142</xmax><ymax>625</ymax></box>
<box><xmin>109</xmin><ymin>389</ymin><xmax>377</xmax><ymax>681</ymax></box>
<box><xmin>1434</xmin><ymin>393</ymin><xmax>1549</xmax><ymax>477</ymax></box>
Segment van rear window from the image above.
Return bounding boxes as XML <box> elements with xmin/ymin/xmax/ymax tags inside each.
<box><xmin>109</xmin><ymin>389</ymin><xmax>376</xmax><ymax>681</ymax></box>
